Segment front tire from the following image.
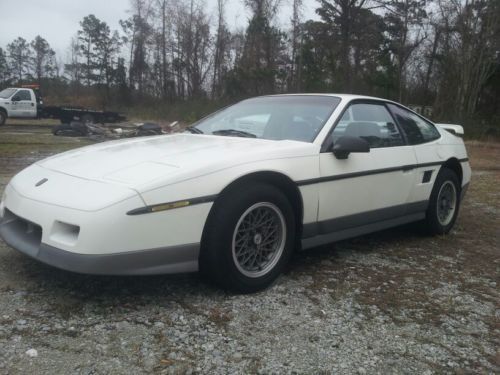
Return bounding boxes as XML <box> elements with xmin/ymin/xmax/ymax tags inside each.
<box><xmin>200</xmin><ymin>183</ymin><xmax>296</xmax><ymax>293</ymax></box>
<box><xmin>425</xmin><ymin>167</ymin><xmax>461</xmax><ymax>235</ymax></box>
<box><xmin>0</xmin><ymin>110</ymin><xmax>6</xmax><ymax>126</ymax></box>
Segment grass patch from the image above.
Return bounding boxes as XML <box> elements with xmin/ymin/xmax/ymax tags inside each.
<box><xmin>5</xmin><ymin>118</ymin><xmax>61</xmax><ymax>126</ymax></box>
<box><xmin>465</xmin><ymin>141</ymin><xmax>500</xmax><ymax>171</ymax></box>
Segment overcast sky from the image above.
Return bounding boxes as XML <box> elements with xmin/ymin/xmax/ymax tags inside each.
<box><xmin>0</xmin><ymin>0</ymin><xmax>319</xmax><ymax>58</ymax></box>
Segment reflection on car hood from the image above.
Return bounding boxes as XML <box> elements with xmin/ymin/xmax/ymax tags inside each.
<box><xmin>37</xmin><ymin>134</ymin><xmax>317</xmax><ymax>188</ymax></box>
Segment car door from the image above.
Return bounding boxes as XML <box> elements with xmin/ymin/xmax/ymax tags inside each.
<box><xmin>315</xmin><ymin>101</ymin><xmax>419</xmax><ymax>236</ymax></box>
<box><xmin>386</xmin><ymin>104</ymin><xmax>443</xmax><ymax>205</ymax></box>
<box><xmin>11</xmin><ymin>89</ymin><xmax>36</xmax><ymax>118</ymax></box>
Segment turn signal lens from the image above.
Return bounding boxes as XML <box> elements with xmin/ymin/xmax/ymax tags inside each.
<box><xmin>151</xmin><ymin>201</ymin><xmax>191</xmax><ymax>212</ymax></box>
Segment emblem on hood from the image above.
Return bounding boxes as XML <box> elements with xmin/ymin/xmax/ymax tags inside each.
<box><xmin>35</xmin><ymin>178</ymin><xmax>48</xmax><ymax>187</ymax></box>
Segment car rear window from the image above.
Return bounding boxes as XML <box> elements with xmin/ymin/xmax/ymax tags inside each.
<box><xmin>388</xmin><ymin>104</ymin><xmax>440</xmax><ymax>144</ymax></box>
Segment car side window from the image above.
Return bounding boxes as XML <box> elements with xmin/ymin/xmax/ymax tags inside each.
<box><xmin>332</xmin><ymin>103</ymin><xmax>404</xmax><ymax>148</ymax></box>
<box><xmin>16</xmin><ymin>90</ymin><xmax>32</xmax><ymax>101</ymax></box>
<box><xmin>387</xmin><ymin>104</ymin><xmax>440</xmax><ymax>144</ymax></box>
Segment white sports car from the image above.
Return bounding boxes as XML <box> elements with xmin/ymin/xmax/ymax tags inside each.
<box><xmin>0</xmin><ymin>94</ymin><xmax>470</xmax><ymax>292</ymax></box>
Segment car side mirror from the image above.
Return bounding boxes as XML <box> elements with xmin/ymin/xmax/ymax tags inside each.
<box><xmin>11</xmin><ymin>96</ymin><xmax>20</xmax><ymax>102</ymax></box>
<box><xmin>332</xmin><ymin>136</ymin><xmax>370</xmax><ymax>159</ymax></box>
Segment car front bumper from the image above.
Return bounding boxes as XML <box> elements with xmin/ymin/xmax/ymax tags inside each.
<box><xmin>0</xmin><ymin>213</ymin><xmax>199</xmax><ymax>275</ymax></box>
<box><xmin>0</xmin><ymin>182</ymin><xmax>211</xmax><ymax>275</ymax></box>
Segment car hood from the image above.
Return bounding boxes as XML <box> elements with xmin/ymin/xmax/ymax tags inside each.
<box><xmin>37</xmin><ymin>134</ymin><xmax>318</xmax><ymax>189</ymax></box>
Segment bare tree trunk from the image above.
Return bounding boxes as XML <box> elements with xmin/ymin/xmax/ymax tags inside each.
<box><xmin>212</xmin><ymin>0</ymin><xmax>226</xmax><ymax>98</ymax></box>
<box><xmin>160</xmin><ymin>0</ymin><xmax>169</xmax><ymax>99</ymax></box>
<box><xmin>423</xmin><ymin>26</ymin><xmax>440</xmax><ymax>101</ymax></box>
<box><xmin>290</xmin><ymin>0</ymin><xmax>303</xmax><ymax>92</ymax></box>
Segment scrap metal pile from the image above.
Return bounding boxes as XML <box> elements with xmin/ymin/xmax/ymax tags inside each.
<box><xmin>52</xmin><ymin>121</ymin><xmax>181</xmax><ymax>140</ymax></box>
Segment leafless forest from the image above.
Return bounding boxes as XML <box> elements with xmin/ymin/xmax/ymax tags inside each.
<box><xmin>1</xmin><ymin>0</ymin><xmax>499</xmax><ymax>132</ymax></box>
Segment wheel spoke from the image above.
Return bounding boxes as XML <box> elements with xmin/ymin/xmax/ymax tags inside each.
<box><xmin>231</xmin><ymin>202</ymin><xmax>286</xmax><ymax>278</ymax></box>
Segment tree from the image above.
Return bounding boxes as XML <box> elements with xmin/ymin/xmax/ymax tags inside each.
<box><xmin>7</xmin><ymin>37</ymin><xmax>32</xmax><ymax>84</ymax></box>
<box><xmin>114</xmin><ymin>57</ymin><xmax>130</xmax><ymax>103</ymax></box>
<box><xmin>65</xmin><ymin>36</ymin><xmax>82</xmax><ymax>85</ymax></box>
<box><xmin>156</xmin><ymin>0</ymin><xmax>174</xmax><ymax>99</ymax></box>
<box><xmin>30</xmin><ymin>35</ymin><xmax>56</xmax><ymax>84</ymax></box>
<box><xmin>428</xmin><ymin>0</ymin><xmax>500</xmax><ymax>120</ymax></box>
<box><xmin>381</xmin><ymin>0</ymin><xmax>428</xmax><ymax>101</ymax></box>
<box><xmin>121</xmin><ymin>0</ymin><xmax>154</xmax><ymax>96</ymax></box>
<box><xmin>231</xmin><ymin>0</ymin><xmax>285</xmax><ymax>95</ymax></box>
<box><xmin>212</xmin><ymin>0</ymin><xmax>232</xmax><ymax>98</ymax></box>
<box><xmin>289</xmin><ymin>0</ymin><xmax>303</xmax><ymax>91</ymax></box>
<box><xmin>77</xmin><ymin>14</ymin><xmax>121</xmax><ymax>104</ymax></box>
<box><xmin>350</xmin><ymin>8</ymin><xmax>386</xmax><ymax>93</ymax></box>
<box><xmin>78</xmin><ymin>14</ymin><xmax>105</xmax><ymax>86</ymax></box>
<box><xmin>96</xmin><ymin>29</ymin><xmax>121</xmax><ymax>96</ymax></box>
<box><xmin>0</xmin><ymin>48</ymin><xmax>10</xmax><ymax>85</ymax></box>
<box><xmin>297</xmin><ymin>20</ymin><xmax>334</xmax><ymax>92</ymax></box>
<box><xmin>451</xmin><ymin>0</ymin><xmax>499</xmax><ymax>118</ymax></box>
<box><xmin>316</xmin><ymin>0</ymin><xmax>373</xmax><ymax>92</ymax></box>
<box><xmin>174</xmin><ymin>0</ymin><xmax>213</xmax><ymax>98</ymax></box>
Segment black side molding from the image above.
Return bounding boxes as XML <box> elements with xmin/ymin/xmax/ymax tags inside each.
<box><xmin>297</xmin><ymin>163</ymin><xmax>443</xmax><ymax>186</ymax></box>
<box><xmin>297</xmin><ymin>158</ymin><xmax>469</xmax><ymax>187</ymax></box>
<box><xmin>302</xmin><ymin>201</ymin><xmax>428</xmax><ymax>239</ymax></box>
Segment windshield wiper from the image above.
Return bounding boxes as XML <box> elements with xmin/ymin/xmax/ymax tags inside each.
<box><xmin>185</xmin><ymin>126</ymin><xmax>204</xmax><ymax>134</ymax></box>
<box><xmin>212</xmin><ymin>129</ymin><xmax>257</xmax><ymax>138</ymax></box>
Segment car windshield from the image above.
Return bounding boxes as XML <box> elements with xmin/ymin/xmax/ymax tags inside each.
<box><xmin>192</xmin><ymin>95</ymin><xmax>341</xmax><ymax>142</ymax></box>
<box><xmin>0</xmin><ymin>88</ymin><xmax>16</xmax><ymax>99</ymax></box>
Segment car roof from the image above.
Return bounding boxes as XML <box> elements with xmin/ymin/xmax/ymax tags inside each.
<box><xmin>255</xmin><ymin>93</ymin><xmax>438</xmax><ymax>125</ymax></box>
<box><xmin>263</xmin><ymin>93</ymin><xmax>398</xmax><ymax>103</ymax></box>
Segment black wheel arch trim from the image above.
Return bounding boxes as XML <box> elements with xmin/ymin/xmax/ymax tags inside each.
<box><xmin>208</xmin><ymin>171</ymin><xmax>304</xmax><ymax>232</ymax></box>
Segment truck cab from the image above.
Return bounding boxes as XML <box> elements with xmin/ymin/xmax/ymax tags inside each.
<box><xmin>0</xmin><ymin>87</ymin><xmax>39</xmax><ymax>125</ymax></box>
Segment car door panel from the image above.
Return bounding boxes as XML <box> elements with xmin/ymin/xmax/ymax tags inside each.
<box><xmin>318</xmin><ymin>146</ymin><xmax>418</xmax><ymax>222</ymax></box>
<box><xmin>315</xmin><ymin>102</ymin><xmax>419</xmax><ymax>233</ymax></box>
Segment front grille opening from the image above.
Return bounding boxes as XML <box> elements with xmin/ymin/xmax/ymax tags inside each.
<box><xmin>4</xmin><ymin>208</ymin><xmax>43</xmax><ymax>247</ymax></box>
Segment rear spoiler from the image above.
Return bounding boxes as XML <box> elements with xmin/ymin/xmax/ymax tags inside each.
<box><xmin>436</xmin><ymin>123</ymin><xmax>464</xmax><ymax>136</ymax></box>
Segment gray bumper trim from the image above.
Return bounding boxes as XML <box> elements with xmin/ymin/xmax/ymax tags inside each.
<box><xmin>0</xmin><ymin>215</ymin><xmax>199</xmax><ymax>275</ymax></box>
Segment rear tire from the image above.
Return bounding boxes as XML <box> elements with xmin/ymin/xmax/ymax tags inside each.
<box><xmin>425</xmin><ymin>167</ymin><xmax>461</xmax><ymax>235</ymax></box>
<box><xmin>200</xmin><ymin>183</ymin><xmax>296</xmax><ymax>293</ymax></box>
<box><xmin>0</xmin><ymin>110</ymin><xmax>6</xmax><ymax>125</ymax></box>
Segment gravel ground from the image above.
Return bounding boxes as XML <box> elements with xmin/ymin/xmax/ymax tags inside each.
<box><xmin>0</xmin><ymin>123</ymin><xmax>498</xmax><ymax>374</ymax></box>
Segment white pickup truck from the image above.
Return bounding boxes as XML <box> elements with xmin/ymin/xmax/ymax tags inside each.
<box><xmin>0</xmin><ymin>87</ymin><xmax>39</xmax><ymax>124</ymax></box>
<box><xmin>0</xmin><ymin>86</ymin><xmax>125</xmax><ymax>126</ymax></box>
